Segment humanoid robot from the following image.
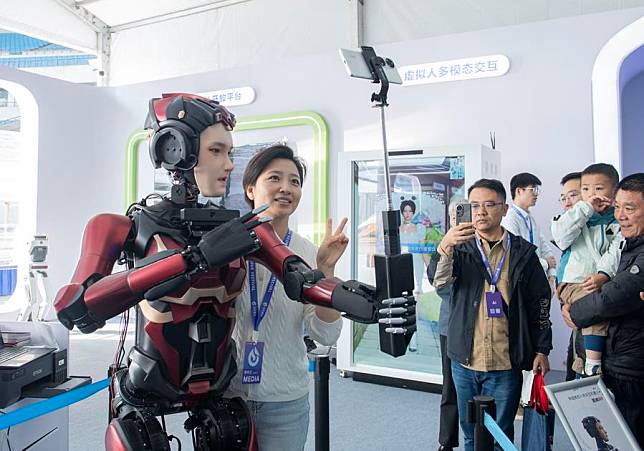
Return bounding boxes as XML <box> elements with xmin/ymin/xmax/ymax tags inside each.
<box><xmin>54</xmin><ymin>94</ymin><xmax>416</xmax><ymax>451</ymax></box>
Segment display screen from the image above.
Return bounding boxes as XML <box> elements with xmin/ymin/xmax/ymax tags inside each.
<box><xmin>351</xmin><ymin>155</ymin><xmax>465</xmax><ymax>375</ymax></box>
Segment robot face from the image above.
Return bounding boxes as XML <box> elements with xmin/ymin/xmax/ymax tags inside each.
<box><xmin>193</xmin><ymin>123</ymin><xmax>235</xmax><ymax>198</ymax></box>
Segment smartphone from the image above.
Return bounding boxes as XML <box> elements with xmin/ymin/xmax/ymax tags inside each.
<box><xmin>455</xmin><ymin>203</ymin><xmax>472</xmax><ymax>225</ymax></box>
<box><xmin>339</xmin><ymin>48</ymin><xmax>403</xmax><ymax>85</ymax></box>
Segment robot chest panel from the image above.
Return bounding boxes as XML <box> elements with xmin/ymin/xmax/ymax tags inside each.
<box><xmin>145</xmin><ymin>233</ymin><xmax>246</xmax><ymax>306</ymax></box>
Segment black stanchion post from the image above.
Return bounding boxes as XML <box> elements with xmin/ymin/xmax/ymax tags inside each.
<box><xmin>310</xmin><ymin>351</ymin><xmax>330</xmax><ymax>451</ymax></box>
<box><xmin>467</xmin><ymin>395</ymin><xmax>496</xmax><ymax>451</ymax></box>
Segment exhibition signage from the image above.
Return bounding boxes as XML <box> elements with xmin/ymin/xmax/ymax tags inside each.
<box><xmin>399</xmin><ymin>54</ymin><xmax>510</xmax><ymax>86</ymax></box>
<box><xmin>545</xmin><ymin>377</ymin><xmax>641</xmax><ymax>451</ymax></box>
<box><xmin>199</xmin><ymin>87</ymin><xmax>256</xmax><ymax>106</ymax></box>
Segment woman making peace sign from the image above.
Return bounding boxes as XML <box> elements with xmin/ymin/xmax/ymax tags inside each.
<box><xmin>226</xmin><ymin>144</ymin><xmax>349</xmax><ymax>451</ymax></box>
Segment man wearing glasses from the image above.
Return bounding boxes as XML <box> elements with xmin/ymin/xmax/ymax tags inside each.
<box><xmin>502</xmin><ymin>173</ymin><xmax>557</xmax><ymax>290</ymax></box>
<box><xmin>555</xmin><ymin>172</ymin><xmax>585</xmax><ymax>380</ymax></box>
<box><xmin>559</xmin><ymin>172</ymin><xmax>582</xmax><ymax>211</ymax></box>
<box><xmin>428</xmin><ymin>179</ymin><xmax>552</xmax><ymax>451</ymax></box>
<box><xmin>563</xmin><ymin>173</ymin><xmax>644</xmax><ymax>446</ymax></box>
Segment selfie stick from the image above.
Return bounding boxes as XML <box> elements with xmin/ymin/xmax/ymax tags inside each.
<box><xmin>359</xmin><ymin>46</ymin><xmax>415</xmax><ymax>358</ymax></box>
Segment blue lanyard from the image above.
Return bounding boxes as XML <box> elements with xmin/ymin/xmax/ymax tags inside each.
<box><xmin>475</xmin><ymin>233</ymin><xmax>511</xmax><ymax>288</ymax></box>
<box><xmin>512</xmin><ymin>206</ymin><xmax>533</xmax><ymax>244</ymax></box>
<box><xmin>249</xmin><ymin>230</ymin><xmax>292</xmax><ymax>332</ymax></box>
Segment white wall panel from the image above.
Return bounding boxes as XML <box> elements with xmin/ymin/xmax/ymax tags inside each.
<box><xmin>0</xmin><ymin>65</ymin><xmax>124</xmax><ymax>293</ymax></box>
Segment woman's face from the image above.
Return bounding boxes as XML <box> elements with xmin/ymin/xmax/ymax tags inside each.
<box><xmin>193</xmin><ymin>123</ymin><xmax>234</xmax><ymax>197</ymax></box>
<box><xmin>246</xmin><ymin>158</ymin><xmax>302</xmax><ymax>221</ymax></box>
<box><xmin>402</xmin><ymin>205</ymin><xmax>414</xmax><ymax>222</ymax></box>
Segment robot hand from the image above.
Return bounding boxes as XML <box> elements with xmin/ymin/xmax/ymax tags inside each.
<box><xmin>327</xmin><ymin>280</ymin><xmax>416</xmax><ymax>334</ymax></box>
<box><xmin>377</xmin><ymin>296</ymin><xmax>417</xmax><ymax>336</ymax></box>
<box><xmin>194</xmin><ymin>206</ymin><xmax>271</xmax><ymax>270</ymax></box>
<box><xmin>55</xmin><ymin>278</ymin><xmax>104</xmax><ymax>333</ymax></box>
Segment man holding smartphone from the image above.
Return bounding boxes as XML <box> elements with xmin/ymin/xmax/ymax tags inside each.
<box><xmin>427</xmin><ymin>179</ymin><xmax>552</xmax><ymax>450</ymax></box>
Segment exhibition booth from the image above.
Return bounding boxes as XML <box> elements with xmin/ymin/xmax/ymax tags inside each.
<box><xmin>0</xmin><ymin>2</ymin><xmax>644</xmax><ymax>449</ymax></box>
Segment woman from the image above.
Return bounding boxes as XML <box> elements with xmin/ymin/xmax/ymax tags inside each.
<box><xmin>226</xmin><ymin>144</ymin><xmax>348</xmax><ymax>450</ymax></box>
<box><xmin>399</xmin><ymin>198</ymin><xmax>427</xmax><ymax>352</ymax></box>
<box><xmin>399</xmin><ymin>199</ymin><xmax>428</xmax><ymax>294</ymax></box>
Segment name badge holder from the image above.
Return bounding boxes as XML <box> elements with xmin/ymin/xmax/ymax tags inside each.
<box><xmin>242</xmin><ymin>230</ymin><xmax>292</xmax><ymax>384</ymax></box>
<box><xmin>475</xmin><ymin>234</ymin><xmax>510</xmax><ymax>319</ymax></box>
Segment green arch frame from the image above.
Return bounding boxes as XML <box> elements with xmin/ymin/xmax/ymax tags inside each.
<box><xmin>124</xmin><ymin>111</ymin><xmax>329</xmax><ymax>244</ymax></box>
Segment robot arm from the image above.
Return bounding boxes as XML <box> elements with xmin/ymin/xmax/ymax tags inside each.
<box><xmin>250</xmin><ymin>223</ymin><xmax>416</xmax><ymax>327</ymax></box>
<box><xmin>54</xmin><ymin>214</ymin><xmax>189</xmax><ymax>333</ymax></box>
<box><xmin>55</xmin><ymin>212</ymin><xmax>264</xmax><ymax>333</ymax></box>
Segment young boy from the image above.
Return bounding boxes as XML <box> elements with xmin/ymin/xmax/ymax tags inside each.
<box><xmin>552</xmin><ymin>164</ymin><xmax>622</xmax><ymax>376</ymax></box>
<box><xmin>502</xmin><ymin>172</ymin><xmax>557</xmax><ymax>285</ymax></box>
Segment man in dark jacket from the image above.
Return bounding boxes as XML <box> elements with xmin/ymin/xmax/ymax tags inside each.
<box><xmin>563</xmin><ymin>173</ymin><xmax>644</xmax><ymax>446</ymax></box>
<box><xmin>428</xmin><ymin>179</ymin><xmax>552</xmax><ymax>451</ymax></box>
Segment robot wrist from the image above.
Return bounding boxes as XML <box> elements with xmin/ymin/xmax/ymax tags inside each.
<box><xmin>56</xmin><ymin>284</ymin><xmax>104</xmax><ymax>333</ymax></box>
<box><xmin>331</xmin><ymin>280</ymin><xmax>378</xmax><ymax>323</ymax></box>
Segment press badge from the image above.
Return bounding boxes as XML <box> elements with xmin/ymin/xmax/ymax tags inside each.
<box><xmin>485</xmin><ymin>291</ymin><xmax>504</xmax><ymax>318</ymax></box>
<box><xmin>242</xmin><ymin>341</ymin><xmax>264</xmax><ymax>384</ymax></box>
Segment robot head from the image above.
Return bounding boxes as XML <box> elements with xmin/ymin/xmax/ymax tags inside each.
<box><xmin>145</xmin><ymin>93</ymin><xmax>236</xmax><ymax>172</ymax></box>
<box><xmin>582</xmin><ymin>416</ymin><xmax>609</xmax><ymax>442</ymax></box>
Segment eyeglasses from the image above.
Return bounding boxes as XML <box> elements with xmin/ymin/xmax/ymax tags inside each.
<box><xmin>471</xmin><ymin>202</ymin><xmax>504</xmax><ymax>211</ymax></box>
<box><xmin>559</xmin><ymin>190</ymin><xmax>580</xmax><ymax>204</ymax></box>
<box><xmin>523</xmin><ymin>186</ymin><xmax>541</xmax><ymax>195</ymax></box>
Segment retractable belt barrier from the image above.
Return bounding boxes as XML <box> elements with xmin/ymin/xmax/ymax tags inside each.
<box><xmin>483</xmin><ymin>412</ymin><xmax>518</xmax><ymax>451</ymax></box>
<box><xmin>0</xmin><ymin>377</ymin><xmax>109</xmax><ymax>430</ymax></box>
<box><xmin>468</xmin><ymin>395</ymin><xmax>519</xmax><ymax>451</ymax></box>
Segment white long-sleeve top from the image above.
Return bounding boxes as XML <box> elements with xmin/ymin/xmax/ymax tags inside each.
<box><xmin>550</xmin><ymin>200</ymin><xmax>622</xmax><ymax>283</ymax></box>
<box><xmin>226</xmin><ymin>232</ymin><xmax>343</xmax><ymax>402</ymax></box>
<box><xmin>501</xmin><ymin>205</ymin><xmax>556</xmax><ymax>277</ymax></box>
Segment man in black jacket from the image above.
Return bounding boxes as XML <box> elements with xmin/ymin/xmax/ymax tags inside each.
<box><xmin>563</xmin><ymin>173</ymin><xmax>644</xmax><ymax>446</ymax></box>
<box><xmin>428</xmin><ymin>179</ymin><xmax>552</xmax><ymax>451</ymax></box>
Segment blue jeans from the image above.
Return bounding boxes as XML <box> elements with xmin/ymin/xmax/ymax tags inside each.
<box><xmin>247</xmin><ymin>394</ymin><xmax>310</xmax><ymax>451</ymax></box>
<box><xmin>451</xmin><ymin>362</ymin><xmax>522</xmax><ymax>451</ymax></box>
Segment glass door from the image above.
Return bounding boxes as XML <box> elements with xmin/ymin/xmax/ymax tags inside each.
<box><xmin>350</xmin><ymin>154</ymin><xmax>466</xmax><ymax>376</ymax></box>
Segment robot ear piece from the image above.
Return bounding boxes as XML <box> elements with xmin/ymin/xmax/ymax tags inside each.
<box><xmin>149</xmin><ymin>120</ymin><xmax>199</xmax><ymax>171</ymax></box>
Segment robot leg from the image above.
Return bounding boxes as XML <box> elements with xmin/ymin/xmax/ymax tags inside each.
<box><xmin>184</xmin><ymin>397</ymin><xmax>255</xmax><ymax>451</ymax></box>
<box><xmin>105</xmin><ymin>406</ymin><xmax>171</xmax><ymax>451</ymax></box>
<box><xmin>105</xmin><ymin>368</ymin><xmax>174</xmax><ymax>451</ymax></box>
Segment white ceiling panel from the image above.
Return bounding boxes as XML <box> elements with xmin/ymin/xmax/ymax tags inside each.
<box><xmin>77</xmin><ymin>0</ymin><xmax>235</xmax><ymax>27</ymax></box>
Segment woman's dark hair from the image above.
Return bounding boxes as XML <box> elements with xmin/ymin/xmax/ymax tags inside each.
<box><xmin>400</xmin><ymin>199</ymin><xmax>416</xmax><ymax>214</ymax></box>
<box><xmin>242</xmin><ymin>144</ymin><xmax>307</xmax><ymax>207</ymax></box>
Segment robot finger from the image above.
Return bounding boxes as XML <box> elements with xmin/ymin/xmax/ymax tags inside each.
<box><xmin>384</xmin><ymin>325</ymin><xmax>417</xmax><ymax>335</ymax></box>
<box><xmin>381</xmin><ymin>297</ymin><xmax>408</xmax><ymax>306</ymax></box>
<box><xmin>244</xmin><ymin>216</ymin><xmax>273</xmax><ymax>230</ymax></box>
<box><xmin>378</xmin><ymin>305</ymin><xmax>416</xmax><ymax>316</ymax></box>
<box><xmin>378</xmin><ymin>314</ymin><xmax>416</xmax><ymax>326</ymax></box>
<box><xmin>384</xmin><ymin>327</ymin><xmax>406</xmax><ymax>334</ymax></box>
<box><xmin>239</xmin><ymin>203</ymin><xmax>271</xmax><ymax>223</ymax></box>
